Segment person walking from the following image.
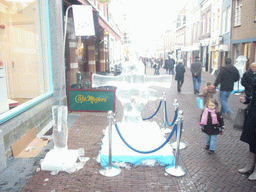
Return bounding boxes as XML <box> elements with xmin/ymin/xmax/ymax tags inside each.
<box><xmin>213</xmin><ymin>58</ymin><xmax>240</xmax><ymax>118</ymax></box>
<box><xmin>190</xmin><ymin>56</ymin><xmax>203</xmax><ymax>94</ymax></box>
<box><xmin>241</xmin><ymin>62</ymin><xmax>256</xmax><ymax>97</ymax></box>
<box><xmin>175</xmin><ymin>59</ymin><xmax>186</xmax><ymax>92</ymax></box>
<box><xmin>166</xmin><ymin>56</ymin><xmax>175</xmax><ymax>75</ymax></box>
<box><xmin>200</xmin><ymin>98</ymin><xmax>225</xmax><ymax>154</ymax></box>
<box><xmin>238</xmin><ymin>78</ymin><xmax>256</xmax><ymax>180</ymax></box>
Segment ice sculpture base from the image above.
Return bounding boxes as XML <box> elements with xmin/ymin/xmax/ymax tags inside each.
<box><xmin>41</xmin><ymin>149</ymin><xmax>79</xmax><ymax>173</ymax></box>
<box><xmin>100</xmin><ymin>121</ymin><xmax>175</xmax><ymax>168</ymax></box>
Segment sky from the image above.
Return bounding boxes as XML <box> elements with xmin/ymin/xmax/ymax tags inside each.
<box><xmin>120</xmin><ymin>0</ymin><xmax>190</xmax><ymax>54</ymax></box>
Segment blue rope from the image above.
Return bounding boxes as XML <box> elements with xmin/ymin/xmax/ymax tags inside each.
<box><xmin>165</xmin><ymin>101</ymin><xmax>178</xmax><ymax>127</ymax></box>
<box><xmin>142</xmin><ymin>100</ymin><xmax>162</xmax><ymax>121</ymax></box>
<box><xmin>114</xmin><ymin>123</ymin><xmax>177</xmax><ymax>154</ymax></box>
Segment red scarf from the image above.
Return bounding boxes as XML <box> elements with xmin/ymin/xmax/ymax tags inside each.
<box><xmin>200</xmin><ymin>108</ymin><xmax>218</xmax><ymax>125</ymax></box>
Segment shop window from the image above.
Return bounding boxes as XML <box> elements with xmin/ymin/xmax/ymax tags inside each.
<box><xmin>0</xmin><ymin>0</ymin><xmax>51</xmax><ymax>115</ymax></box>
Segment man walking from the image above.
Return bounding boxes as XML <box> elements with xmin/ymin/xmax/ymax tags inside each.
<box><xmin>190</xmin><ymin>56</ymin><xmax>203</xmax><ymax>94</ymax></box>
<box><xmin>214</xmin><ymin>58</ymin><xmax>240</xmax><ymax>118</ymax></box>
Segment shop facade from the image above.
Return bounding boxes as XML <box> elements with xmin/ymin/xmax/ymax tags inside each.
<box><xmin>0</xmin><ymin>0</ymin><xmax>65</xmax><ymax>160</ymax></box>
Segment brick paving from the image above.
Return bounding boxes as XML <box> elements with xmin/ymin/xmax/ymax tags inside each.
<box><xmin>21</xmin><ymin>66</ymin><xmax>256</xmax><ymax>192</ymax></box>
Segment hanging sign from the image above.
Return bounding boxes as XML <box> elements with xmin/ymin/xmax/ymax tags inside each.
<box><xmin>72</xmin><ymin>5</ymin><xmax>95</xmax><ymax>36</ymax></box>
<box><xmin>98</xmin><ymin>0</ymin><xmax>110</xmax><ymax>4</ymax></box>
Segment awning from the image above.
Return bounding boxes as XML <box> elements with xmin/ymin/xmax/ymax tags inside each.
<box><xmin>98</xmin><ymin>17</ymin><xmax>121</xmax><ymax>41</ymax></box>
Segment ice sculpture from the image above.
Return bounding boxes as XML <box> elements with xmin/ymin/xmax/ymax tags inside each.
<box><xmin>93</xmin><ymin>58</ymin><xmax>175</xmax><ymax>168</ymax></box>
<box><xmin>233</xmin><ymin>55</ymin><xmax>247</xmax><ymax>93</ymax></box>
<box><xmin>52</xmin><ymin>106</ymin><xmax>68</xmax><ymax>149</ymax></box>
<box><xmin>92</xmin><ymin>58</ymin><xmax>172</xmax><ymax>123</ymax></box>
<box><xmin>40</xmin><ymin>106</ymin><xmax>89</xmax><ymax>174</ymax></box>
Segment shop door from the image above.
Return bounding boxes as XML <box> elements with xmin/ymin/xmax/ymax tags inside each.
<box><xmin>8</xmin><ymin>24</ymin><xmax>40</xmax><ymax>99</ymax></box>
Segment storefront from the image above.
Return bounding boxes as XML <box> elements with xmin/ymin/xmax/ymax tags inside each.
<box><xmin>0</xmin><ymin>0</ymin><xmax>64</xmax><ymax>158</ymax></box>
<box><xmin>64</xmin><ymin>0</ymin><xmax>122</xmax><ymax>112</ymax></box>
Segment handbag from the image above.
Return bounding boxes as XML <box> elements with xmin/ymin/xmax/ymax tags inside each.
<box><xmin>233</xmin><ymin>108</ymin><xmax>245</xmax><ymax>131</ymax></box>
<box><xmin>196</xmin><ymin>97</ymin><xmax>204</xmax><ymax>109</ymax></box>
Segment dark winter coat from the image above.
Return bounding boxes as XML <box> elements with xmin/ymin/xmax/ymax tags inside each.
<box><xmin>190</xmin><ymin>60</ymin><xmax>202</xmax><ymax>77</ymax></box>
<box><xmin>166</xmin><ymin>58</ymin><xmax>175</xmax><ymax>70</ymax></box>
<box><xmin>214</xmin><ymin>65</ymin><xmax>240</xmax><ymax>91</ymax></box>
<box><xmin>200</xmin><ymin>111</ymin><xmax>224</xmax><ymax>135</ymax></box>
<box><xmin>241</xmin><ymin>70</ymin><xmax>256</xmax><ymax>97</ymax></box>
<box><xmin>175</xmin><ymin>63</ymin><xmax>185</xmax><ymax>81</ymax></box>
<box><xmin>240</xmin><ymin>84</ymin><xmax>256</xmax><ymax>145</ymax></box>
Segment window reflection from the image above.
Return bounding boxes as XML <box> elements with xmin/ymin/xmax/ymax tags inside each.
<box><xmin>0</xmin><ymin>0</ymin><xmax>49</xmax><ymax>114</ymax></box>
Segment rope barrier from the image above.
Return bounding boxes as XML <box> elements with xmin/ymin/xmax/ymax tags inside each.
<box><xmin>114</xmin><ymin>123</ymin><xmax>177</xmax><ymax>154</ymax></box>
<box><xmin>165</xmin><ymin>101</ymin><xmax>178</xmax><ymax>127</ymax></box>
<box><xmin>142</xmin><ymin>100</ymin><xmax>162</xmax><ymax>121</ymax></box>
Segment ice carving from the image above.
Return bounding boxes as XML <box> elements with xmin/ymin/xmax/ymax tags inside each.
<box><xmin>92</xmin><ymin>58</ymin><xmax>175</xmax><ymax>168</ymax></box>
<box><xmin>92</xmin><ymin>58</ymin><xmax>172</xmax><ymax>123</ymax></box>
<box><xmin>40</xmin><ymin>106</ymin><xmax>88</xmax><ymax>174</ymax></box>
<box><xmin>52</xmin><ymin>106</ymin><xmax>68</xmax><ymax>149</ymax></box>
<box><xmin>233</xmin><ymin>55</ymin><xmax>247</xmax><ymax>93</ymax></box>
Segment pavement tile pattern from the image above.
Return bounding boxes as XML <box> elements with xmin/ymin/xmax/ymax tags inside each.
<box><xmin>7</xmin><ymin>67</ymin><xmax>256</xmax><ymax>191</ymax></box>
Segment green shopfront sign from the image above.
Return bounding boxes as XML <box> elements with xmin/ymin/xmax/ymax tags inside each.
<box><xmin>68</xmin><ymin>90</ymin><xmax>115</xmax><ymax>112</ymax></box>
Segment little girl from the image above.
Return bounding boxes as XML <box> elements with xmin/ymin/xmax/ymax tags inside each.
<box><xmin>200</xmin><ymin>98</ymin><xmax>224</xmax><ymax>154</ymax></box>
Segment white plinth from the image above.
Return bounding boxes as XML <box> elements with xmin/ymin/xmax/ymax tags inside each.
<box><xmin>100</xmin><ymin>121</ymin><xmax>175</xmax><ymax>168</ymax></box>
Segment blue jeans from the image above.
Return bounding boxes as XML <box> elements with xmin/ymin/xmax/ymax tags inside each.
<box><xmin>206</xmin><ymin>134</ymin><xmax>217</xmax><ymax>151</ymax></box>
<box><xmin>192</xmin><ymin>76</ymin><xmax>201</xmax><ymax>92</ymax></box>
<box><xmin>219</xmin><ymin>91</ymin><xmax>233</xmax><ymax>115</ymax></box>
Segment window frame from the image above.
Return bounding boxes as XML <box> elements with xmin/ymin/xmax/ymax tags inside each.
<box><xmin>234</xmin><ymin>0</ymin><xmax>242</xmax><ymax>27</ymax></box>
<box><xmin>0</xmin><ymin>0</ymin><xmax>54</xmax><ymax>124</ymax></box>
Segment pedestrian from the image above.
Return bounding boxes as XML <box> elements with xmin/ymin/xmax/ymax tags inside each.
<box><xmin>198</xmin><ymin>81</ymin><xmax>216</xmax><ymax>105</ymax></box>
<box><xmin>190</xmin><ymin>56</ymin><xmax>203</xmax><ymax>94</ymax></box>
<box><xmin>169</xmin><ymin>56</ymin><xmax>175</xmax><ymax>75</ymax></box>
<box><xmin>241</xmin><ymin>62</ymin><xmax>256</xmax><ymax>97</ymax></box>
<box><xmin>175</xmin><ymin>59</ymin><xmax>186</xmax><ymax>92</ymax></box>
<box><xmin>237</xmin><ymin>78</ymin><xmax>256</xmax><ymax>180</ymax></box>
<box><xmin>213</xmin><ymin>58</ymin><xmax>240</xmax><ymax>119</ymax></box>
<box><xmin>164</xmin><ymin>59</ymin><xmax>168</xmax><ymax>74</ymax></box>
<box><xmin>143</xmin><ymin>58</ymin><xmax>147</xmax><ymax>74</ymax></box>
<box><xmin>199</xmin><ymin>98</ymin><xmax>225</xmax><ymax>154</ymax></box>
<box><xmin>153</xmin><ymin>59</ymin><xmax>160</xmax><ymax>75</ymax></box>
<box><xmin>166</xmin><ymin>56</ymin><xmax>175</xmax><ymax>75</ymax></box>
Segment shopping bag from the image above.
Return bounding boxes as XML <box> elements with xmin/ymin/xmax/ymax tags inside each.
<box><xmin>233</xmin><ymin>108</ymin><xmax>245</xmax><ymax>131</ymax></box>
<box><xmin>196</xmin><ymin>97</ymin><xmax>204</xmax><ymax>109</ymax></box>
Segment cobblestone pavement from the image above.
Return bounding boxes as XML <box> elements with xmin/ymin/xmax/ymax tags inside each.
<box><xmin>19</xmin><ymin>66</ymin><xmax>256</xmax><ymax>191</ymax></box>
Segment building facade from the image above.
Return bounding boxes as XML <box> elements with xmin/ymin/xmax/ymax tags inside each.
<box><xmin>155</xmin><ymin>0</ymin><xmax>256</xmax><ymax>73</ymax></box>
<box><xmin>231</xmin><ymin>0</ymin><xmax>256</xmax><ymax>69</ymax></box>
<box><xmin>0</xmin><ymin>0</ymin><xmax>123</xmax><ymax>168</ymax></box>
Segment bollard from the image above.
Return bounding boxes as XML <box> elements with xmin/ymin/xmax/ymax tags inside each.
<box><xmin>170</xmin><ymin>101</ymin><xmax>186</xmax><ymax>150</ymax></box>
<box><xmin>0</xmin><ymin>130</ymin><xmax>7</xmax><ymax>172</ymax></box>
<box><xmin>161</xmin><ymin>92</ymin><xmax>172</xmax><ymax>134</ymax></box>
<box><xmin>99</xmin><ymin>111</ymin><xmax>121</xmax><ymax>177</ymax></box>
<box><xmin>165</xmin><ymin>110</ymin><xmax>186</xmax><ymax>177</ymax></box>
